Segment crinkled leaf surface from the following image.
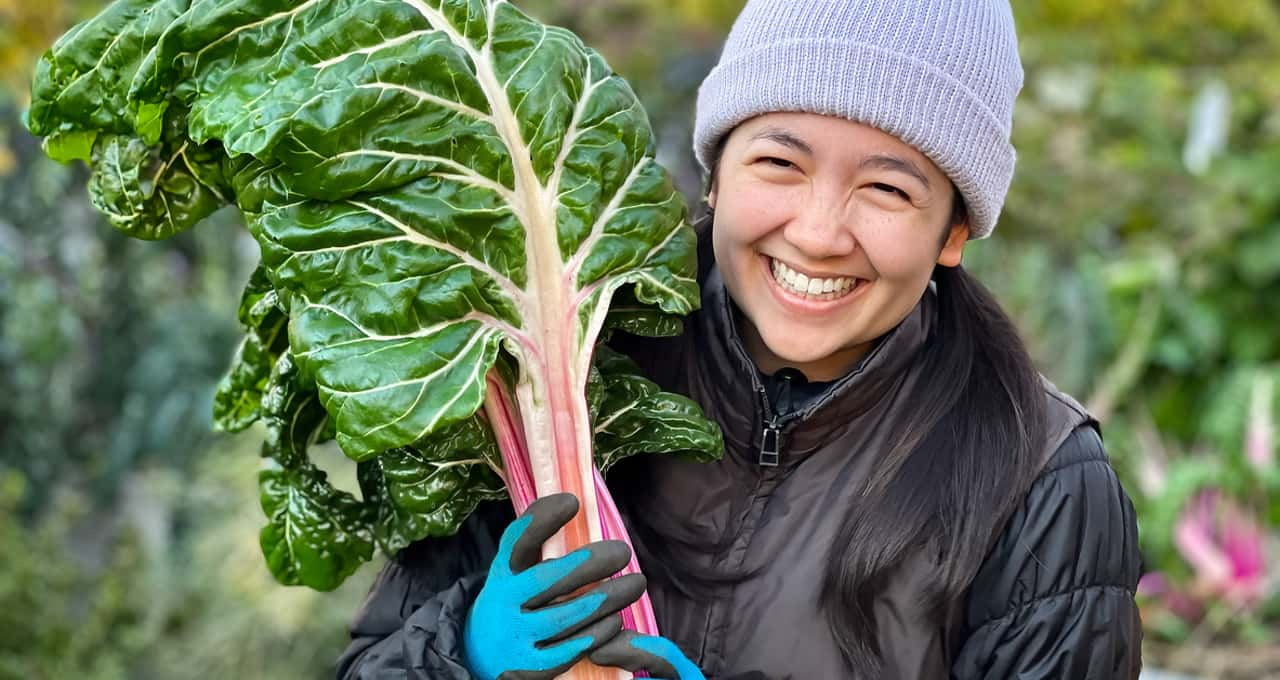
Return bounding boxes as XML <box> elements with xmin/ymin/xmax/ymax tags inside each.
<box><xmin>27</xmin><ymin>0</ymin><xmax>236</xmax><ymax>239</ymax></box>
<box><xmin>28</xmin><ymin>0</ymin><xmax>182</xmax><ymax>145</ymax></box>
<box><xmin>228</xmin><ymin>0</ymin><xmax>699</xmax><ymax>463</ymax></box>
<box><xmin>380</xmin><ymin>416</ymin><xmax>504</xmax><ymax>516</ymax></box>
<box><xmin>592</xmin><ymin>346</ymin><xmax>723</xmax><ymax>471</ymax></box>
<box><xmin>84</xmin><ymin>112</ymin><xmax>231</xmax><ymax>240</ymax></box>
<box><xmin>356</xmin><ymin>416</ymin><xmax>505</xmax><ymax>554</ymax></box>
<box><xmin>602</xmin><ymin>286</ymin><xmax>687</xmax><ymax>339</ymax></box>
<box><xmin>257</xmin><ymin>352</ymin><xmax>373</xmax><ymax>591</ymax></box>
<box><xmin>214</xmin><ymin>266</ymin><xmax>288</xmax><ymax>432</ymax></box>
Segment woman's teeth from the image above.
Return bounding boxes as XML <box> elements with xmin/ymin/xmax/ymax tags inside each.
<box><xmin>770</xmin><ymin>258</ymin><xmax>859</xmax><ymax>300</ymax></box>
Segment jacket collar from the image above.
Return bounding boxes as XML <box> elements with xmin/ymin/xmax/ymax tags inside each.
<box><xmin>694</xmin><ymin>265</ymin><xmax>935</xmax><ymax>459</ymax></box>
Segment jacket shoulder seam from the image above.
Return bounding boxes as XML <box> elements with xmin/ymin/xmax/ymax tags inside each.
<box><xmin>966</xmin><ymin>582</ymin><xmax>1135</xmax><ymax>636</ymax></box>
<box><xmin>1040</xmin><ymin>450</ymin><xmax>1109</xmax><ymax>477</ymax></box>
<box><xmin>1040</xmin><ymin>378</ymin><xmax>1095</xmax><ymax>422</ymax></box>
<box><xmin>1045</xmin><ymin>387</ymin><xmax>1089</xmax><ymax>418</ymax></box>
<box><xmin>1044</xmin><ymin>389</ymin><xmax>1085</xmax><ymax>414</ymax></box>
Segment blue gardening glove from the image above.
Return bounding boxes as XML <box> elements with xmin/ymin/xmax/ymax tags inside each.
<box><xmin>464</xmin><ymin>493</ymin><xmax>646</xmax><ymax>680</ymax></box>
<box><xmin>589</xmin><ymin>631</ymin><xmax>706</xmax><ymax>680</ymax></box>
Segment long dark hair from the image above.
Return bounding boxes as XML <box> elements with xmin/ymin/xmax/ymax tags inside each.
<box><xmin>822</xmin><ymin>261</ymin><xmax>1048</xmax><ymax>677</ymax></box>
<box><xmin>680</xmin><ymin>151</ymin><xmax>1049</xmax><ymax>676</ymax></box>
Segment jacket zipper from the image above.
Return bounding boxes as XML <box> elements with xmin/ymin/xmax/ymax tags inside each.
<box><xmin>756</xmin><ymin>372</ymin><xmax>800</xmax><ymax>467</ymax></box>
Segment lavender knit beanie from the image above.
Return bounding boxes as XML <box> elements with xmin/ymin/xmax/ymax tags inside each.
<box><xmin>693</xmin><ymin>0</ymin><xmax>1025</xmax><ymax>240</ymax></box>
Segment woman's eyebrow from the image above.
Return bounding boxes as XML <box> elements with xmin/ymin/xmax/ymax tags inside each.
<box><xmin>861</xmin><ymin>154</ymin><xmax>931</xmax><ymax>189</ymax></box>
<box><xmin>749</xmin><ymin>127</ymin><xmax>814</xmax><ymax>156</ymax></box>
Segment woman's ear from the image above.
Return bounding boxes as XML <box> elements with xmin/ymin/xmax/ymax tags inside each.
<box><xmin>936</xmin><ymin>221</ymin><xmax>969</xmax><ymax>267</ymax></box>
<box><xmin>707</xmin><ymin>185</ymin><xmax>717</xmax><ymax>210</ymax></box>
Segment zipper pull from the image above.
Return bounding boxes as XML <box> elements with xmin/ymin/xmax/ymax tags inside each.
<box><xmin>755</xmin><ymin>383</ymin><xmax>781</xmax><ymax>467</ymax></box>
<box><xmin>756</xmin><ymin>369</ymin><xmax>800</xmax><ymax>467</ymax></box>
<box><xmin>759</xmin><ymin>419</ymin><xmax>781</xmax><ymax>467</ymax></box>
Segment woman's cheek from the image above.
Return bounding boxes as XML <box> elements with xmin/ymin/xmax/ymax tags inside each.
<box><xmin>723</xmin><ymin>200</ymin><xmax>791</xmax><ymax>244</ymax></box>
<box><xmin>856</xmin><ymin>218</ymin><xmax>939</xmax><ymax>281</ymax></box>
<box><xmin>741</xmin><ymin>180</ymin><xmax>805</xmax><ymax>219</ymax></box>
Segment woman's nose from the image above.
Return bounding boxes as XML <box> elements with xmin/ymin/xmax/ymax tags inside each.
<box><xmin>782</xmin><ymin>204</ymin><xmax>858</xmax><ymax>260</ymax></box>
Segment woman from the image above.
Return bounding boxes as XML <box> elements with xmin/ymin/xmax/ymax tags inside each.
<box><xmin>337</xmin><ymin>0</ymin><xmax>1144</xmax><ymax>678</ymax></box>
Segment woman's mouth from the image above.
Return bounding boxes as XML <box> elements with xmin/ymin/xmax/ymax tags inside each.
<box><xmin>767</xmin><ymin>256</ymin><xmax>865</xmax><ymax>303</ymax></box>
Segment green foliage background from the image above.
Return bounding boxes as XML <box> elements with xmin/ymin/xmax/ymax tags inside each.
<box><xmin>2</xmin><ymin>0</ymin><xmax>1278</xmax><ymax>676</ymax></box>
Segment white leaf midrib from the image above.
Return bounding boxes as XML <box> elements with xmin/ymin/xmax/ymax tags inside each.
<box><xmin>404</xmin><ymin>0</ymin><xmax>582</xmax><ymax>366</ymax></box>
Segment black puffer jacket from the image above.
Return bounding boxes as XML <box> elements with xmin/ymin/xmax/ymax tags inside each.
<box><xmin>336</xmin><ymin>269</ymin><xmax>1143</xmax><ymax>679</ymax></box>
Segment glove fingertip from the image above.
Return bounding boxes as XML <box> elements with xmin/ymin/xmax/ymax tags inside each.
<box><xmin>586</xmin><ymin>631</ymin><xmax>647</xmax><ymax>671</ymax></box>
<box><xmin>510</xmin><ymin>494</ymin><xmax>580</xmax><ymax>572</ymax></box>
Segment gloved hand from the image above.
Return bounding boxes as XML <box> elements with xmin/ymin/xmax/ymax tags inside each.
<box><xmin>464</xmin><ymin>493</ymin><xmax>646</xmax><ymax>680</ymax></box>
<box><xmin>589</xmin><ymin>631</ymin><xmax>706</xmax><ymax>680</ymax></box>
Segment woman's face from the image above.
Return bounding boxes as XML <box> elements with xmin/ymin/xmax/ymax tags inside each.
<box><xmin>709</xmin><ymin>112</ymin><xmax>969</xmax><ymax>381</ymax></box>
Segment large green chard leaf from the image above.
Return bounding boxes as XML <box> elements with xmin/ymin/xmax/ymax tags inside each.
<box><xmin>29</xmin><ymin>0</ymin><xmax>723</xmax><ymax>589</ymax></box>
<box><xmin>260</xmin><ymin>349</ymin><xmax>507</xmax><ymax>583</ymax></box>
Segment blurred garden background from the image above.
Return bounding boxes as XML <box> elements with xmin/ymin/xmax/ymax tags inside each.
<box><xmin>2</xmin><ymin>0</ymin><xmax>1279</xmax><ymax>678</ymax></box>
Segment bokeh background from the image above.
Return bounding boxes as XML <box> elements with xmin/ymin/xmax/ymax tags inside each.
<box><xmin>2</xmin><ymin>1</ymin><xmax>1278</xmax><ymax>678</ymax></box>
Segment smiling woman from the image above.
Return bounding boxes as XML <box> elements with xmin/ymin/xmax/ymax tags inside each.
<box><xmin>340</xmin><ymin>1</ymin><xmax>1144</xmax><ymax>679</ymax></box>
<box><xmin>708</xmin><ymin>113</ymin><xmax>968</xmax><ymax>380</ymax></box>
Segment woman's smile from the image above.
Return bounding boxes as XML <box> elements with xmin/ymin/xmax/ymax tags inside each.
<box><xmin>760</xmin><ymin>254</ymin><xmax>869</xmax><ymax>310</ymax></box>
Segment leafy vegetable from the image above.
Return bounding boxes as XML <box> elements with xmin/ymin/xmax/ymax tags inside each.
<box><xmin>27</xmin><ymin>0</ymin><xmax>723</xmax><ymax>673</ymax></box>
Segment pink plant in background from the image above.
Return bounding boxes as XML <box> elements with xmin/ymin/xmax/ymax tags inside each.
<box><xmin>1138</xmin><ymin>373</ymin><xmax>1278</xmax><ymax>630</ymax></box>
<box><xmin>1173</xmin><ymin>489</ymin><xmax>1268</xmax><ymax>610</ymax></box>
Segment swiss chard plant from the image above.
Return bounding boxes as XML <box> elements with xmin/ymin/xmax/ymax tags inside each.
<box><xmin>26</xmin><ymin>0</ymin><xmax>723</xmax><ymax>673</ymax></box>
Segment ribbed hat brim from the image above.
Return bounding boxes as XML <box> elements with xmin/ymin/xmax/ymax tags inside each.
<box><xmin>694</xmin><ymin>39</ymin><xmax>1017</xmax><ymax>240</ymax></box>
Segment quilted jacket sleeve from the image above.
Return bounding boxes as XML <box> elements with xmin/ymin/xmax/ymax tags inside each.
<box><xmin>951</xmin><ymin>426</ymin><xmax>1144</xmax><ymax>680</ymax></box>
<box><xmin>336</xmin><ymin>501</ymin><xmax>512</xmax><ymax>680</ymax></box>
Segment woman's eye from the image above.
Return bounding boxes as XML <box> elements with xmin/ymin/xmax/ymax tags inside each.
<box><xmin>871</xmin><ymin>183</ymin><xmax>909</xmax><ymax>201</ymax></box>
<box><xmin>761</xmin><ymin>157</ymin><xmax>795</xmax><ymax>169</ymax></box>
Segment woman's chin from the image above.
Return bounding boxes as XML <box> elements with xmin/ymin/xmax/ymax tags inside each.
<box><xmin>756</xmin><ymin>334</ymin><xmax>857</xmax><ymax>378</ymax></box>
<box><xmin>767</xmin><ymin>343</ymin><xmax>834</xmax><ymax>367</ymax></box>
